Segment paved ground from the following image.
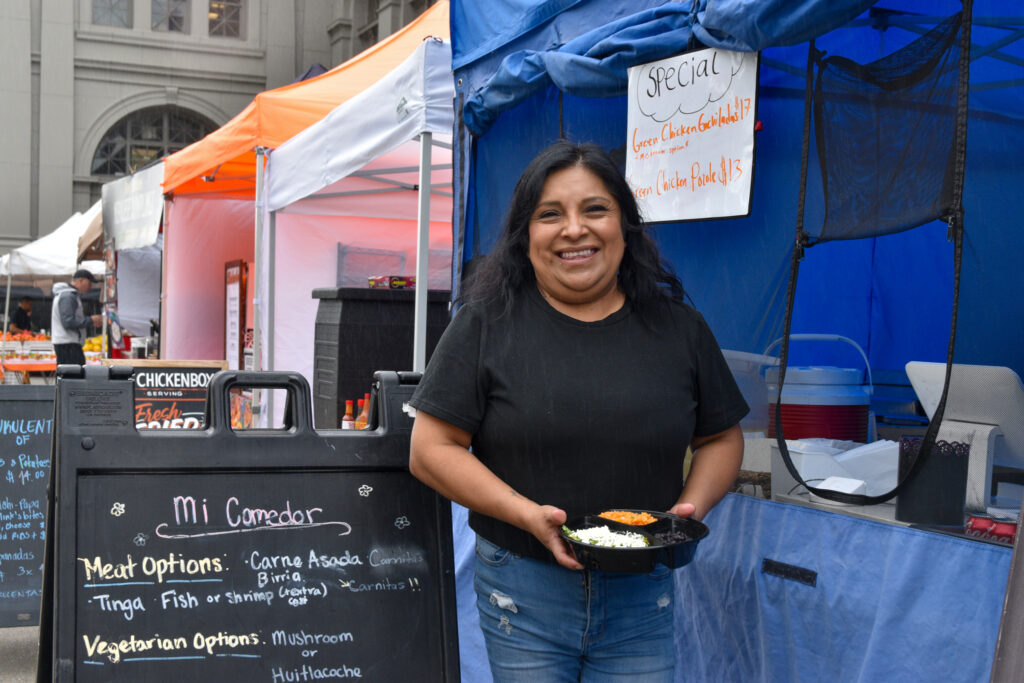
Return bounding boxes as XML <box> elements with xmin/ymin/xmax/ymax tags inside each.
<box><xmin>0</xmin><ymin>626</ymin><xmax>38</xmax><ymax>682</ymax></box>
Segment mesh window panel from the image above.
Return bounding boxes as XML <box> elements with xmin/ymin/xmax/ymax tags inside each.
<box><xmin>773</xmin><ymin>5</ymin><xmax>975</xmax><ymax>509</ymax></box>
<box><xmin>813</xmin><ymin>13</ymin><xmax>964</xmax><ymax>243</ymax></box>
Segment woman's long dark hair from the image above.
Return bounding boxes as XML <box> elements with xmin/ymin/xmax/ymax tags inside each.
<box><xmin>461</xmin><ymin>140</ymin><xmax>685</xmax><ymax>322</ymax></box>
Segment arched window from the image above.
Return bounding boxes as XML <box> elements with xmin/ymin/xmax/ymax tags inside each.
<box><xmin>91</xmin><ymin>106</ymin><xmax>216</xmax><ymax>177</ymax></box>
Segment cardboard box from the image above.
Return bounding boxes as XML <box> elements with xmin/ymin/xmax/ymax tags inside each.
<box><xmin>368</xmin><ymin>275</ymin><xmax>416</xmax><ymax>289</ymax></box>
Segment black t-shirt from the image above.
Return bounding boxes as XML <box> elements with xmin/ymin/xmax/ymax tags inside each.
<box><xmin>409</xmin><ymin>286</ymin><xmax>748</xmax><ymax>562</ymax></box>
<box><xmin>13</xmin><ymin>307</ymin><xmax>31</xmax><ymax>331</ymax></box>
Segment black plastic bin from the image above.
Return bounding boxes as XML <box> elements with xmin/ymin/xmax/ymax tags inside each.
<box><xmin>895</xmin><ymin>438</ymin><xmax>970</xmax><ymax>527</ymax></box>
<box><xmin>312</xmin><ymin>287</ymin><xmax>450</xmax><ymax>429</ymax></box>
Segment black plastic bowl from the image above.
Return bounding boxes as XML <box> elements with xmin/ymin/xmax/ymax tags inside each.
<box><xmin>560</xmin><ymin>510</ymin><xmax>709</xmax><ymax>573</ymax></box>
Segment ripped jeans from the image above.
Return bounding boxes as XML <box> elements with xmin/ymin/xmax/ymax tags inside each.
<box><xmin>473</xmin><ymin>535</ymin><xmax>675</xmax><ymax>682</ymax></box>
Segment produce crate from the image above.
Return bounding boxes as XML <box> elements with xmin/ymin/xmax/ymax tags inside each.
<box><xmin>0</xmin><ymin>341</ymin><xmax>23</xmax><ymax>359</ymax></box>
<box><xmin>23</xmin><ymin>341</ymin><xmax>55</xmax><ymax>360</ymax></box>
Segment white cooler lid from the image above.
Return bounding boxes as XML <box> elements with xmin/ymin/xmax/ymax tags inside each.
<box><xmin>766</xmin><ymin>366</ymin><xmax>870</xmax><ymax>405</ymax></box>
<box><xmin>765</xmin><ymin>366</ymin><xmax>863</xmax><ymax>386</ymax></box>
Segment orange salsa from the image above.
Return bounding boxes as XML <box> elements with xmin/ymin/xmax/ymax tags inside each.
<box><xmin>598</xmin><ymin>510</ymin><xmax>657</xmax><ymax>526</ymax></box>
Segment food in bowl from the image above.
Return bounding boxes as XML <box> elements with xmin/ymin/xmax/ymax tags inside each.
<box><xmin>598</xmin><ymin>510</ymin><xmax>658</xmax><ymax>525</ymax></box>
<box><xmin>653</xmin><ymin>529</ymin><xmax>695</xmax><ymax>545</ymax></box>
<box><xmin>562</xmin><ymin>525</ymin><xmax>649</xmax><ymax>548</ymax></box>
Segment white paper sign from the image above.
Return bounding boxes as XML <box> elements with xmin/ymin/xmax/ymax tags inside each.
<box><xmin>626</xmin><ymin>48</ymin><xmax>758</xmax><ymax>222</ymax></box>
<box><xmin>101</xmin><ymin>162</ymin><xmax>165</xmax><ymax>250</ymax></box>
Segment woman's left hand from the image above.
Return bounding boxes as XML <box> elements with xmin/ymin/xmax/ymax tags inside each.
<box><xmin>668</xmin><ymin>502</ymin><xmax>697</xmax><ymax>519</ymax></box>
<box><xmin>670</xmin><ymin>424</ymin><xmax>744</xmax><ymax>522</ymax></box>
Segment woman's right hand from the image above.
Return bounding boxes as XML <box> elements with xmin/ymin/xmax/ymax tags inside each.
<box><xmin>410</xmin><ymin>411</ymin><xmax>583</xmax><ymax>570</ymax></box>
<box><xmin>525</xmin><ymin>504</ymin><xmax>582</xmax><ymax>570</ymax></box>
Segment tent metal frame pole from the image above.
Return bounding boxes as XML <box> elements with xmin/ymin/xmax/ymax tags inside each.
<box><xmin>413</xmin><ymin>132</ymin><xmax>432</xmax><ymax>373</ymax></box>
<box><xmin>350</xmin><ymin>163</ymin><xmax>453</xmax><ymax>177</ymax></box>
<box><xmin>298</xmin><ymin>185</ymin><xmax>454</xmax><ymax>201</ymax></box>
<box><xmin>2</xmin><ymin>269</ymin><xmax>12</xmax><ymax>361</ymax></box>
<box><xmin>253</xmin><ymin>147</ymin><xmax>266</xmax><ymax>423</ymax></box>
<box><xmin>253</xmin><ymin>147</ymin><xmax>266</xmax><ymax>374</ymax></box>
<box><xmin>267</xmin><ymin>209</ymin><xmax>276</xmax><ymax>422</ymax></box>
<box><xmin>159</xmin><ymin>199</ymin><xmax>169</xmax><ymax>359</ymax></box>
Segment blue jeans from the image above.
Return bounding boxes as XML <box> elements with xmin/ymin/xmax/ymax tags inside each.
<box><xmin>474</xmin><ymin>535</ymin><xmax>675</xmax><ymax>682</ymax></box>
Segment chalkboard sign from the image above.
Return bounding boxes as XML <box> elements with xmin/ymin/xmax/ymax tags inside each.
<box><xmin>41</xmin><ymin>367</ymin><xmax>459</xmax><ymax>681</ymax></box>
<box><xmin>101</xmin><ymin>359</ymin><xmax>227</xmax><ymax>429</ymax></box>
<box><xmin>0</xmin><ymin>384</ymin><xmax>53</xmax><ymax>626</ymax></box>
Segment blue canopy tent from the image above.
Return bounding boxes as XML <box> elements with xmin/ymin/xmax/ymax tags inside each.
<box><xmin>447</xmin><ymin>1</ymin><xmax>1022</xmax><ymax>680</ymax></box>
<box><xmin>450</xmin><ymin>0</ymin><xmax>1023</xmax><ymax>378</ymax></box>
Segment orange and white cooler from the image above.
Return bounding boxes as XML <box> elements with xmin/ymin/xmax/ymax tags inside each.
<box><xmin>767</xmin><ymin>366</ymin><xmax>871</xmax><ymax>442</ymax></box>
<box><xmin>764</xmin><ymin>334</ymin><xmax>874</xmax><ymax>443</ymax></box>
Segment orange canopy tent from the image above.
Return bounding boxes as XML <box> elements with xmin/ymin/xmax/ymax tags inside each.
<box><xmin>157</xmin><ymin>1</ymin><xmax>454</xmax><ymax>373</ymax></box>
<box><xmin>161</xmin><ymin>1</ymin><xmax>450</xmax><ymax>198</ymax></box>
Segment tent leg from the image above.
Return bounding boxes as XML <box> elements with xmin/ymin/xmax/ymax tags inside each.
<box><xmin>253</xmin><ymin>147</ymin><xmax>266</xmax><ymax>375</ymax></box>
<box><xmin>267</xmin><ymin>209</ymin><xmax>276</xmax><ymax>422</ymax></box>
<box><xmin>413</xmin><ymin>133</ymin><xmax>432</xmax><ymax>373</ymax></box>
<box><xmin>252</xmin><ymin>147</ymin><xmax>267</xmax><ymax>425</ymax></box>
<box><xmin>2</xmin><ymin>270</ymin><xmax>12</xmax><ymax>362</ymax></box>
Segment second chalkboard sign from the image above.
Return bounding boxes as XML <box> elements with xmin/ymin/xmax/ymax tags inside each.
<box><xmin>42</xmin><ymin>368</ymin><xmax>459</xmax><ymax>682</ymax></box>
<box><xmin>0</xmin><ymin>384</ymin><xmax>53</xmax><ymax>626</ymax></box>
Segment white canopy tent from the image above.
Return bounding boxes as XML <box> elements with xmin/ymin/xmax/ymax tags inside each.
<box><xmin>260</xmin><ymin>37</ymin><xmax>455</xmax><ymax>397</ymax></box>
<box><xmin>0</xmin><ymin>201</ymin><xmax>103</xmax><ymax>289</ymax></box>
<box><xmin>1</xmin><ymin>202</ymin><xmax>105</xmax><ymax>343</ymax></box>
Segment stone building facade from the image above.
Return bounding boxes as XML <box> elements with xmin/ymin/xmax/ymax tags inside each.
<box><xmin>0</xmin><ymin>0</ymin><xmax>435</xmax><ymax>254</ymax></box>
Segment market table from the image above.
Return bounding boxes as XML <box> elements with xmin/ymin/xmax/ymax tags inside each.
<box><xmin>1</xmin><ymin>359</ymin><xmax>57</xmax><ymax>384</ymax></box>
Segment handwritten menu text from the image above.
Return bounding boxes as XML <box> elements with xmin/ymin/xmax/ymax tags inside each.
<box><xmin>73</xmin><ymin>471</ymin><xmax>447</xmax><ymax>680</ymax></box>
<box><xmin>626</xmin><ymin>47</ymin><xmax>759</xmax><ymax>221</ymax></box>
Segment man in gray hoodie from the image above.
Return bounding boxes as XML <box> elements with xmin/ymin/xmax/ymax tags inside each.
<box><xmin>51</xmin><ymin>269</ymin><xmax>103</xmax><ymax>365</ymax></box>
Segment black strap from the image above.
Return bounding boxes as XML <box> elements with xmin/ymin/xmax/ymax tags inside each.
<box><xmin>774</xmin><ymin>2</ymin><xmax>971</xmax><ymax>506</ymax></box>
<box><xmin>773</xmin><ymin>40</ymin><xmax>818</xmax><ymax>498</ymax></box>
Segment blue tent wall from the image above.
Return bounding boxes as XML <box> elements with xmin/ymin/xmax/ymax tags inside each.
<box><xmin>457</xmin><ymin>54</ymin><xmax>955</xmax><ymax>372</ymax></box>
<box><xmin>452</xmin><ymin>0</ymin><xmax>1024</xmax><ymax>380</ymax></box>
<box><xmin>956</xmin><ymin>111</ymin><xmax>1024</xmax><ymax>369</ymax></box>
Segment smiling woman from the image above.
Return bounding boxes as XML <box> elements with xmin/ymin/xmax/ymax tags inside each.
<box><xmin>527</xmin><ymin>164</ymin><xmax>626</xmax><ymax>320</ymax></box>
<box><xmin>407</xmin><ymin>140</ymin><xmax>749</xmax><ymax>681</ymax></box>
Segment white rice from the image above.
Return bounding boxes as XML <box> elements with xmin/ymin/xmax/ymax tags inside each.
<box><xmin>566</xmin><ymin>525</ymin><xmax>648</xmax><ymax>548</ymax></box>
